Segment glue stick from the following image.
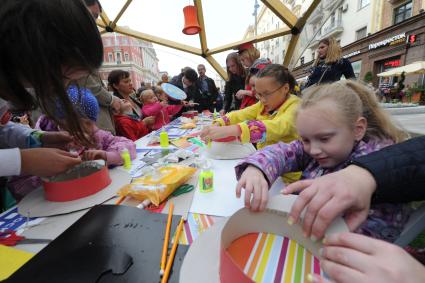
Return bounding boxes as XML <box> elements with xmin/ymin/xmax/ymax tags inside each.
<box><xmin>160</xmin><ymin>129</ymin><xmax>169</xmax><ymax>148</ymax></box>
<box><xmin>121</xmin><ymin>148</ymin><xmax>131</xmax><ymax>169</ymax></box>
<box><xmin>199</xmin><ymin>165</ymin><xmax>213</xmax><ymax>193</ymax></box>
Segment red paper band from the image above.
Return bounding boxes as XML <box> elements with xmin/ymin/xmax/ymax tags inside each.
<box><xmin>43</xmin><ymin>165</ymin><xmax>111</xmax><ymax>202</ymax></box>
<box><xmin>220</xmin><ymin>248</ymin><xmax>254</xmax><ymax>283</ymax></box>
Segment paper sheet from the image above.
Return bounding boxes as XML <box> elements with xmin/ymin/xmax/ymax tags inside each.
<box><xmin>0</xmin><ymin>245</ymin><xmax>34</xmax><ymax>280</ymax></box>
<box><xmin>189</xmin><ymin>159</ymin><xmax>286</xmax><ymax>217</ymax></box>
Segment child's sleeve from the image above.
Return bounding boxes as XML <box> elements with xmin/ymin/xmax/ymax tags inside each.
<box><xmin>142</xmin><ymin>103</ymin><xmax>162</xmax><ymax>117</ymax></box>
<box><xmin>166</xmin><ymin>105</ymin><xmax>183</xmax><ymax>117</ymax></box>
<box><xmin>100</xmin><ymin>131</ymin><xmax>136</xmax><ymax>166</ymax></box>
<box><xmin>235</xmin><ymin>140</ymin><xmax>306</xmax><ymax>186</ymax></box>
<box><xmin>238</xmin><ymin>98</ymin><xmax>298</xmax><ymax>144</ymax></box>
<box><xmin>215</xmin><ymin>102</ymin><xmax>261</xmax><ymax>126</ymax></box>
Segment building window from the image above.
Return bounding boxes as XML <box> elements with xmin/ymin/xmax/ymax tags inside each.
<box><xmin>351</xmin><ymin>60</ymin><xmax>362</xmax><ymax>79</ymax></box>
<box><xmin>359</xmin><ymin>0</ymin><xmax>370</xmax><ymax>9</ymax></box>
<box><xmin>122</xmin><ymin>38</ymin><xmax>128</xmax><ymax>45</ymax></box>
<box><xmin>300</xmin><ymin>57</ymin><xmax>305</xmax><ymax>65</ymax></box>
<box><xmin>394</xmin><ymin>1</ymin><xmax>412</xmax><ymax>24</ymax></box>
<box><xmin>116</xmin><ymin>52</ymin><xmax>122</xmax><ymax>64</ymax></box>
<box><xmin>124</xmin><ymin>53</ymin><xmax>129</xmax><ymax>62</ymax></box>
<box><xmin>108</xmin><ymin>53</ymin><xmax>113</xmax><ymax>62</ymax></box>
<box><xmin>356</xmin><ymin>27</ymin><xmax>367</xmax><ymax>40</ymax></box>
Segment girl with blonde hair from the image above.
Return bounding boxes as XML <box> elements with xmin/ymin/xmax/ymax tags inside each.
<box><xmin>235</xmin><ymin>80</ymin><xmax>411</xmax><ymax>243</ymax></box>
<box><xmin>305</xmin><ymin>37</ymin><xmax>355</xmax><ymax>88</ymax></box>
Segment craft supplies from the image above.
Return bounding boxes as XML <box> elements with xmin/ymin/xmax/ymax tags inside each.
<box><xmin>118</xmin><ymin>165</ymin><xmax>197</xmax><ymax>206</ymax></box>
<box><xmin>171</xmin><ymin>184</ymin><xmax>194</xmax><ymax>197</ymax></box>
<box><xmin>0</xmin><ymin>230</ymin><xmax>51</xmax><ymax>246</ymax></box>
<box><xmin>115</xmin><ymin>195</ymin><xmax>126</xmax><ymax>205</ymax></box>
<box><xmin>160</xmin><ymin>130</ymin><xmax>169</xmax><ymax>148</ymax></box>
<box><xmin>121</xmin><ymin>149</ymin><xmax>132</xmax><ymax>169</ymax></box>
<box><xmin>161</xmin><ymin>217</ymin><xmax>185</xmax><ymax>283</ymax></box>
<box><xmin>160</xmin><ymin>202</ymin><xmax>174</xmax><ymax>276</ymax></box>
<box><xmin>199</xmin><ymin>169</ymin><xmax>214</xmax><ymax>193</ymax></box>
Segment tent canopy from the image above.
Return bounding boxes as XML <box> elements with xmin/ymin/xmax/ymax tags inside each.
<box><xmin>377</xmin><ymin>61</ymin><xmax>425</xmax><ymax>77</ymax></box>
<box><xmin>97</xmin><ymin>0</ymin><xmax>321</xmax><ymax>79</ymax></box>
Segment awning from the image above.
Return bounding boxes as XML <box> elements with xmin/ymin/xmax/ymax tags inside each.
<box><xmin>377</xmin><ymin>61</ymin><xmax>425</xmax><ymax>77</ymax></box>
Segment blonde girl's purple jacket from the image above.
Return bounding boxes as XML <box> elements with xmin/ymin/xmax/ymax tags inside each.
<box><xmin>235</xmin><ymin>139</ymin><xmax>412</xmax><ymax>242</ymax></box>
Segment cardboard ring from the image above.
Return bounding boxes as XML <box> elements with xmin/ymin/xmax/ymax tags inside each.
<box><xmin>180</xmin><ymin>194</ymin><xmax>348</xmax><ymax>283</ymax></box>
<box><xmin>43</xmin><ymin>163</ymin><xmax>111</xmax><ymax>202</ymax></box>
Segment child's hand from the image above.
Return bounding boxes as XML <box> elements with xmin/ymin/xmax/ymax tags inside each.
<box><xmin>143</xmin><ymin>116</ymin><xmax>155</xmax><ymax>128</ymax></box>
<box><xmin>160</xmin><ymin>100</ymin><xmax>168</xmax><ymax>107</ymax></box>
<box><xmin>200</xmin><ymin>125</ymin><xmax>239</xmax><ymax>141</ymax></box>
<box><xmin>20</xmin><ymin>148</ymin><xmax>81</xmax><ymax>177</ymax></box>
<box><xmin>236</xmin><ymin>165</ymin><xmax>269</xmax><ymax>211</ymax></box>
<box><xmin>82</xmin><ymin>149</ymin><xmax>107</xmax><ymax>161</ymax></box>
<box><xmin>235</xmin><ymin>90</ymin><xmax>250</xmax><ymax>99</ymax></box>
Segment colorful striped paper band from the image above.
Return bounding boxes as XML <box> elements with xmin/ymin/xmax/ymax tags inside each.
<box><xmin>227</xmin><ymin>232</ymin><xmax>323</xmax><ymax>283</ymax></box>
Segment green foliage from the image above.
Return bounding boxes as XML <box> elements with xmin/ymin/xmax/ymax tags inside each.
<box><xmin>364</xmin><ymin>71</ymin><xmax>373</xmax><ymax>83</ymax></box>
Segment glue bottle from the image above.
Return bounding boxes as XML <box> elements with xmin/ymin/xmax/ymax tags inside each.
<box><xmin>121</xmin><ymin>148</ymin><xmax>132</xmax><ymax>169</ymax></box>
<box><xmin>213</xmin><ymin>108</ymin><xmax>218</xmax><ymax>119</ymax></box>
<box><xmin>199</xmin><ymin>162</ymin><xmax>213</xmax><ymax>193</ymax></box>
<box><xmin>160</xmin><ymin>129</ymin><xmax>169</xmax><ymax>148</ymax></box>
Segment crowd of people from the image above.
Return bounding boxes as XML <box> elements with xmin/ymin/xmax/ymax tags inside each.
<box><xmin>0</xmin><ymin>1</ymin><xmax>424</xmax><ymax>283</ymax></box>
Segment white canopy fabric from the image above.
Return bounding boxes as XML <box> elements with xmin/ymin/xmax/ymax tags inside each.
<box><xmin>377</xmin><ymin>61</ymin><xmax>425</xmax><ymax>77</ymax></box>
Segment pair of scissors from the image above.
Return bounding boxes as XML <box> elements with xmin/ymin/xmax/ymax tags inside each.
<box><xmin>171</xmin><ymin>184</ymin><xmax>194</xmax><ymax>197</ymax></box>
<box><xmin>0</xmin><ymin>230</ymin><xmax>52</xmax><ymax>246</ymax></box>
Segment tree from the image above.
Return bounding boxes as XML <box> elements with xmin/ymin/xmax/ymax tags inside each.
<box><xmin>364</xmin><ymin>71</ymin><xmax>373</xmax><ymax>83</ymax></box>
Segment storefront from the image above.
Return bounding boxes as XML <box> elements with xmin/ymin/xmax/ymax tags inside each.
<box><xmin>292</xmin><ymin>12</ymin><xmax>425</xmax><ymax>87</ymax></box>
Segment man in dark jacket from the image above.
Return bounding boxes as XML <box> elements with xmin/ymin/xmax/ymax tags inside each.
<box><xmin>169</xmin><ymin>67</ymin><xmax>199</xmax><ymax>103</ymax></box>
<box><xmin>196</xmin><ymin>64</ymin><xmax>218</xmax><ymax>112</ymax></box>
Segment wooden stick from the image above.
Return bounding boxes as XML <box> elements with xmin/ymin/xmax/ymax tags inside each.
<box><xmin>115</xmin><ymin>195</ymin><xmax>126</xmax><ymax>205</ymax></box>
<box><xmin>160</xmin><ymin>202</ymin><xmax>174</xmax><ymax>276</ymax></box>
<box><xmin>161</xmin><ymin>217</ymin><xmax>184</xmax><ymax>283</ymax></box>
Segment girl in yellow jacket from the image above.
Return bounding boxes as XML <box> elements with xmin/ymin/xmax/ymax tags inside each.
<box><xmin>201</xmin><ymin>64</ymin><xmax>300</xmax><ymax>149</ymax></box>
<box><xmin>201</xmin><ymin>64</ymin><xmax>301</xmax><ymax>183</ymax></box>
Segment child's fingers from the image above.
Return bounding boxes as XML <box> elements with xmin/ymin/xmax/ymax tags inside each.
<box><xmin>282</xmin><ymin>179</ymin><xmax>313</xmax><ymax>194</ymax></box>
<box><xmin>244</xmin><ymin>181</ymin><xmax>254</xmax><ymax>209</ymax></box>
<box><xmin>259</xmin><ymin>182</ymin><xmax>269</xmax><ymax>212</ymax></box>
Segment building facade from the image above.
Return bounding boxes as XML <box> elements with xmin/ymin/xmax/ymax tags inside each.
<box><xmin>99</xmin><ymin>32</ymin><xmax>160</xmax><ymax>89</ymax></box>
<box><xmin>292</xmin><ymin>2</ymin><xmax>425</xmax><ymax>88</ymax></box>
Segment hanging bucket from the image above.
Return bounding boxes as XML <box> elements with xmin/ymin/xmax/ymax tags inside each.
<box><xmin>182</xmin><ymin>5</ymin><xmax>201</xmax><ymax>35</ymax></box>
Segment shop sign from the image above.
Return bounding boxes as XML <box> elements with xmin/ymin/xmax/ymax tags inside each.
<box><xmin>384</xmin><ymin>59</ymin><xmax>401</xmax><ymax>68</ymax></box>
<box><xmin>368</xmin><ymin>33</ymin><xmax>406</xmax><ymax>50</ymax></box>
<box><xmin>343</xmin><ymin>50</ymin><xmax>361</xmax><ymax>59</ymax></box>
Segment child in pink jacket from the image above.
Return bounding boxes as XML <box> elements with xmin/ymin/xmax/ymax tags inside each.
<box><xmin>8</xmin><ymin>85</ymin><xmax>136</xmax><ymax>200</ymax></box>
<box><xmin>140</xmin><ymin>89</ymin><xmax>182</xmax><ymax>130</ymax></box>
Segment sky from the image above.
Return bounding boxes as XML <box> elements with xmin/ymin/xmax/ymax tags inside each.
<box><xmin>100</xmin><ymin>0</ymin><xmax>262</xmax><ymax>78</ymax></box>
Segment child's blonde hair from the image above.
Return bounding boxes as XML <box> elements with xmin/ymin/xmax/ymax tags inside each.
<box><xmin>240</xmin><ymin>46</ymin><xmax>260</xmax><ymax>63</ymax></box>
<box><xmin>140</xmin><ymin>89</ymin><xmax>155</xmax><ymax>102</ymax></box>
<box><xmin>299</xmin><ymin>80</ymin><xmax>408</xmax><ymax>143</ymax></box>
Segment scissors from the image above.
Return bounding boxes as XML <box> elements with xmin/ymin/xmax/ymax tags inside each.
<box><xmin>0</xmin><ymin>230</ymin><xmax>52</xmax><ymax>246</ymax></box>
<box><xmin>171</xmin><ymin>184</ymin><xmax>194</xmax><ymax>197</ymax></box>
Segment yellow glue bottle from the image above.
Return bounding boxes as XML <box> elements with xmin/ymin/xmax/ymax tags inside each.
<box><xmin>121</xmin><ymin>148</ymin><xmax>131</xmax><ymax>169</ymax></box>
<box><xmin>199</xmin><ymin>165</ymin><xmax>214</xmax><ymax>193</ymax></box>
<box><xmin>160</xmin><ymin>129</ymin><xmax>169</xmax><ymax>148</ymax></box>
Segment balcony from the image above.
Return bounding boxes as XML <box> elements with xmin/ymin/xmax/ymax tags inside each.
<box><xmin>308</xmin><ymin>5</ymin><xmax>323</xmax><ymax>23</ymax></box>
<box><xmin>323</xmin><ymin>20</ymin><xmax>344</xmax><ymax>37</ymax></box>
<box><xmin>322</xmin><ymin>0</ymin><xmax>336</xmax><ymax>10</ymax></box>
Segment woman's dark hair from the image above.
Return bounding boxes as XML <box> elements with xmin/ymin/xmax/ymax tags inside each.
<box><xmin>0</xmin><ymin>0</ymin><xmax>103</xmax><ymax>144</ymax></box>
<box><xmin>183</xmin><ymin>68</ymin><xmax>198</xmax><ymax>83</ymax></box>
<box><xmin>256</xmin><ymin>64</ymin><xmax>296</xmax><ymax>91</ymax></box>
<box><xmin>83</xmin><ymin>0</ymin><xmax>102</xmax><ymax>12</ymax></box>
<box><xmin>107</xmin><ymin>70</ymin><xmax>130</xmax><ymax>97</ymax></box>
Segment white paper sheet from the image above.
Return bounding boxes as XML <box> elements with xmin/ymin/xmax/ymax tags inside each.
<box><xmin>189</xmin><ymin>159</ymin><xmax>285</xmax><ymax>217</ymax></box>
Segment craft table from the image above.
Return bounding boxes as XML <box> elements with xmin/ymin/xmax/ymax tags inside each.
<box><xmin>2</xmin><ymin>115</ymin><xmax>287</xmax><ymax>282</ymax></box>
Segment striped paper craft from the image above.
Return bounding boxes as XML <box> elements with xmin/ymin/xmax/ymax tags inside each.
<box><xmin>227</xmin><ymin>233</ymin><xmax>323</xmax><ymax>283</ymax></box>
<box><xmin>177</xmin><ymin>212</ymin><xmax>216</xmax><ymax>245</ymax></box>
